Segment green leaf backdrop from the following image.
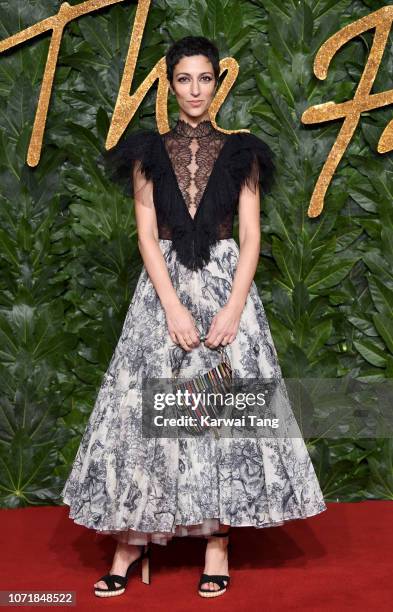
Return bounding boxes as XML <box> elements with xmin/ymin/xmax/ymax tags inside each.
<box><xmin>0</xmin><ymin>0</ymin><xmax>392</xmax><ymax>508</ymax></box>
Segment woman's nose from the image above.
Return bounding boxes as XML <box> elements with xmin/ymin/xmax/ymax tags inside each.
<box><xmin>190</xmin><ymin>80</ymin><xmax>201</xmax><ymax>96</ymax></box>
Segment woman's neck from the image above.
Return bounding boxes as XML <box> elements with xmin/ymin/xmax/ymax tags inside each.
<box><xmin>173</xmin><ymin>116</ymin><xmax>215</xmax><ymax>138</ymax></box>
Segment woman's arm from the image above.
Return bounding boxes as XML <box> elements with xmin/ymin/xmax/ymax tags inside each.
<box><xmin>204</xmin><ymin>171</ymin><xmax>261</xmax><ymax>348</ymax></box>
<box><xmin>133</xmin><ymin>164</ymin><xmax>200</xmax><ymax>351</ymax></box>
<box><xmin>227</xmin><ymin>178</ymin><xmax>261</xmax><ymax>312</ymax></box>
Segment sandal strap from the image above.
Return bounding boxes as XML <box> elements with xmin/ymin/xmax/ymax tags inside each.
<box><xmin>199</xmin><ymin>573</ymin><xmax>230</xmax><ymax>589</ymax></box>
<box><xmin>95</xmin><ymin>548</ymin><xmax>147</xmax><ymax>593</ymax></box>
<box><xmin>96</xmin><ymin>573</ymin><xmax>126</xmax><ymax>590</ymax></box>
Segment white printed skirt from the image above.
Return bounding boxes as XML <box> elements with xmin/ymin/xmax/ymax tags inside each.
<box><xmin>61</xmin><ymin>238</ymin><xmax>327</xmax><ymax>545</ymax></box>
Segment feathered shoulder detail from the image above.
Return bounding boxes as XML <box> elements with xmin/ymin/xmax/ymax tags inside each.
<box><xmin>100</xmin><ymin>129</ymin><xmax>161</xmax><ymax>198</ymax></box>
<box><xmin>222</xmin><ymin>131</ymin><xmax>276</xmax><ymax>198</ymax></box>
<box><xmin>98</xmin><ymin>127</ymin><xmax>276</xmax><ymax>271</ymax></box>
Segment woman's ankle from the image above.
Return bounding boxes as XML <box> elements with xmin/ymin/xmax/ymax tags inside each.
<box><xmin>113</xmin><ymin>542</ymin><xmax>142</xmax><ymax>563</ymax></box>
<box><xmin>208</xmin><ymin>525</ymin><xmax>230</xmax><ymax>538</ymax></box>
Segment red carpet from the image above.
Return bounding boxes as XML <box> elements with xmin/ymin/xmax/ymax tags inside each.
<box><xmin>0</xmin><ymin>501</ymin><xmax>391</xmax><ymax>610</ymax></box>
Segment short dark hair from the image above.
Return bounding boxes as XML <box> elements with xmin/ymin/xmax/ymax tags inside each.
<box><xmin>165</xmin><ymin>36</ymin><xmax>220</xmax><ymax>85</ymax></box>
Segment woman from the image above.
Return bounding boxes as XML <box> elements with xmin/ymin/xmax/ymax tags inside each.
<box><xmin>61</xmin><ymin>36</ymin><xmax>327</xmax><ymax>599</ymax></box>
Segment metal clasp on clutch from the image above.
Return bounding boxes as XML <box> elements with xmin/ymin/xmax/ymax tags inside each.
<box><xmin>172</xmin><ymin>335</ymin><xmax>230</xmax><ymax>380</ymax></box>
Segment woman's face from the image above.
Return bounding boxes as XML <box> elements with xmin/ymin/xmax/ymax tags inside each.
<box><xmin>170</xmin><ymin>54</ymin><xmax>216</xmax><ymax>124</ymax></box>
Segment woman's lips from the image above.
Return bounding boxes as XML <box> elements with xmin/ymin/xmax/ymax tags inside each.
<box><xmin>189</xmin><ymin>101</ymin><xmax>203</xmax><ymax>106</ymax></box>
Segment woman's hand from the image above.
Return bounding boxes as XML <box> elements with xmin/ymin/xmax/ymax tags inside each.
<box><xmin>204</xmin><ymin>302</ymin><xmax>243</xmax><ymax>348</ymax></box>
<box><xmin>165</xmin><ymin>302</ymin><xmax>201</xmax><ymax>352</ymax></box>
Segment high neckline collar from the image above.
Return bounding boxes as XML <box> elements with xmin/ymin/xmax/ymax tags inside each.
<box><xmin>173</xmin><ymin>118</ymin><xmax>215</xmax><ymax>138</ymax></box>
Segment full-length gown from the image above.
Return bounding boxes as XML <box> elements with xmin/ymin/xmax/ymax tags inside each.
<box><xmin>61</xmin><ymin>118</ymin><xmax>327</xmax><ymax>546</ymax></box>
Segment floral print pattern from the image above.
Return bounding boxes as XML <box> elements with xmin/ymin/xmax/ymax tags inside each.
<box><xmin>61</xmin><ymin>239</ymin><xmax>327</xmax><ymax>545</ymax></box>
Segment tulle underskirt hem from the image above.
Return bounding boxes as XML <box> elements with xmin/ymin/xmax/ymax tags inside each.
<box><xmin>101</xmin><ymin>518</ymin><xmax>226</xmax><ymax>546</ymax></box>
<box><xmin>63</xmin><ymin>501</ymin><xmax>327</xmax><ymax>546</ymax></box>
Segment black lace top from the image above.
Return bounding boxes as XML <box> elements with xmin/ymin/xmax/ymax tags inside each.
<box><xmin>102</xmin><ymin>118</ymin><xmax>275</xmax><ymax>271</ymax></box>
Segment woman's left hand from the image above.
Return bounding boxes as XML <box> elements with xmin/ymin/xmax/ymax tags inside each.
<box><xmin>203</xmin><ymin>302</ymin><xmax>243</xmax><ymax>348</ymax></box>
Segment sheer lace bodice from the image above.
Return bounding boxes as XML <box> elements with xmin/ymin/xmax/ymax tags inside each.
<box><xmin>158</xmin><ymin>119</ymin><xmax>233</xmax><ymax>240</ymax></box>
<box><xmin>102</xmin><ymin>116</ymin><xmax>275</xmax><ymax>270</ymax></box>
<box><xmin>162</xmin><ymin>119</ymin><xmax>227</xmax><ymax>217</ymax></box>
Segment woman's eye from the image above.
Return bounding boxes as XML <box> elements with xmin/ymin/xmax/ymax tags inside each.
<box><xmin>177</xmin><ymin>76</ymin><xmax>212</xmax><ymax>83</ymax></box>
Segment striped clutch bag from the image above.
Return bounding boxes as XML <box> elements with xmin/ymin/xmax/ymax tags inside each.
<box><xmin>172</xmin><ymin>335</ymin><xmax>232</xmax><ymax>439</ymax></box>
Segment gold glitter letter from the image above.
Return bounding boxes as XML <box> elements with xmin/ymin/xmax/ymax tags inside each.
<box><xmin>107</xmin><ymin>0</ymin><xmax>244</xmax><ymax>145</ymax></box>
<box><xmin>301</xmin><ymin>6</ymin><xmax>393</xmax><ymax>217</ymax></box>
<box><xmin>0</xmin><ymin>1</ymin><xmax>124</xmax><ymax>166</ymax></box>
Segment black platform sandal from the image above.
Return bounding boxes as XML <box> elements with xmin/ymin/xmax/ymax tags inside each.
<box><xmin>94</xmin><ymin>543</ymin><xmax>151</xmax><ymax>597</ymax></box>
<box><xmin>198</xmin><ymin>530</ymin><xmax>231</xmax><ymax>598</ymax></box>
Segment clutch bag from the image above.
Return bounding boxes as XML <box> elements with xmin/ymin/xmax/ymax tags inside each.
<box><xmin>172</xmin><ymin>334</ymin><xmax>233</xmax><ymax>439</ymax></box>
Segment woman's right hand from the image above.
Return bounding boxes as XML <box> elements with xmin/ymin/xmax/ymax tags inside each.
<box><xmin>165</xmin><ymin>302</ymin><xmax>201</xmax><ymax>351</ymax></box>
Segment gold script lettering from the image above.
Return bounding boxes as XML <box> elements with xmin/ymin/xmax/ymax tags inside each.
<box><xmin>0</xmin><ymin>0</ymin><xmax>245</xmax><ymax>167</ymax></box>
<box><xmin>301</xmin><ymin>6</ymin><xmax>393</xmax><ymax>217</ymax></box>
<box><xmin>107</xmin><ymin>0</ymin><xmax>244</xmax><ymax>146</ymax></box>
<box><xmin>0</xmin><ymin>1</ymin><xmax>124</xmax><ymax>166</ymax></box>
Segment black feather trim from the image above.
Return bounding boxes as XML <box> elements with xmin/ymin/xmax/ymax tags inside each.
<box><xmin>188</xmin><ymin>132</ymin><xmax>276</xmax><ymax>269</ymax></box>
<box><xmin>99</xmin><ymin>129</ymin><xmax>162</xmax><ymax>199</ymax></box>
<box><xmin>98</xmin><ymin>129</ymin><xmax>276</xmax><ymax>271</ymax></box>
<box><xmin>225</xmin><ymin>132</ymin><xmax>276</xmax><ymax>198</ymax></box>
